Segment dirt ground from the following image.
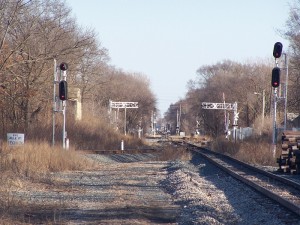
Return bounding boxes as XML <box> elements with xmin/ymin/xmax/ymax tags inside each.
<box><xmin>4</xmin><ymin>154</ymin><xmax>180</xmax><ymax>224</ymax></box>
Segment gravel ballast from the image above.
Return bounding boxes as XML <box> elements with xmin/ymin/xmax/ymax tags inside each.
<box><xmin>8</xmin><ymin>153</ymin><xmax>300</xmax><ymax>224</ymax></box>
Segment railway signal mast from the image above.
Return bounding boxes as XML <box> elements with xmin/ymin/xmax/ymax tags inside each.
<box><xmin>272</xmin><ymin>42</ymin><xmax>288</xmax><ymax>157</ymax></box>
<box><xmin>52</xmin><ymin>60</ymin><xmax>69</xmax><ymax>149</ymax></box>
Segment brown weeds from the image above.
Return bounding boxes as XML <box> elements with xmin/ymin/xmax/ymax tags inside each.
<box><xmin>157</xmin><ymin>145</ymin><xmax>191</xmax><ymax>161</ymax></box>
<box><xmin>0</xmin><ymin>142</ymin><xmax>95</xmax><ymax>177</ymax></box>
<box><xmin>211</xmin><ymin>136</ymin><xmax>277</xmax><ymax>166</ymax></box>
<box><xmin>0</xmin><ymin>141</ymin><xmax>97</xmax><ymax>223</ymax></box>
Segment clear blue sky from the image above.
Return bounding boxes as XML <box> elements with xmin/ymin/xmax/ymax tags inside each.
<box><xmin>66</xmin><ymin>0</ymin><xmax>293</xmax><ymax>115</ymax></box>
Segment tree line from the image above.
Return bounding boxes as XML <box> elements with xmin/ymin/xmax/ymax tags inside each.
<box><xmin>4</xmin><ymin>0</ymin><xmax>300</xmax><ymax>141</ymax></box>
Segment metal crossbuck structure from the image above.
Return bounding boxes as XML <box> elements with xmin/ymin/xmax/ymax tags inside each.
<box><xmin>109</xmin><ymin>101</ymin><xmax>138</xmax><ymax>109</ymax></box>
<box><xmin>202</xmin><ymin>102</ymin><xmax>236</xmax><ymax>110</ymax></box>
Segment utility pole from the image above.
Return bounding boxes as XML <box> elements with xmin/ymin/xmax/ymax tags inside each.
<box><xmin>175</xmin><ymin>104</ymin><xmax>181</xmax><ymax>135</ymax></box>
<box><xmin>150</xmin><ymin>111</ymin><xmax>156</xmax><ymax>136</ymax></box>
<box><xmin>52</xmin><ymin>59</ymin><xmax>57</xmax><ymax>147</ymax></box>
<box><xmin>176</xmin><ymin>109</ymin><xmax>179</xmax><ymax>134</ymax></box>
<box><xmin>262</xmin><ymin>89</ymin><xmax>265</xmax><ymax>128</ymax></box>
<box><xmin>223</xmin><ymin>93</ymin><xmax>230</xmax><ymax>138</ymax></box>
<box><xmin>254</xmin><ymin>90</ymin><xmax>265</xmax><ymax>133</ymax></box>
<box><xmin>283</xmin><ymin>53</ymin><xmax>289</xmax><ymax>130</ymax></box>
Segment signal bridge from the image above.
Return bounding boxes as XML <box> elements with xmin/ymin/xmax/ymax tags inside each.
<box><xmin>109</xmin><ymin>101</ymin><xmax>138</xmax><ymax>109</ymax></box>
<box><xmin>202</xmin><ymin>102</ymin><xmax>236</xmax><ymax>110</ymax></box>
<box><xmin>202</xmin><ymin>102</ymin><xmax>239</xmax><ymax>140</ymax></box>
<box><xmin>109</xmin><ymin>100</ymin><xmax>139</xmax><ymax>136</ymax></box>
<box><xmin>202</xmin><ymin>102</ymin><xmax>238</xmax><ymax>122</ymax></box>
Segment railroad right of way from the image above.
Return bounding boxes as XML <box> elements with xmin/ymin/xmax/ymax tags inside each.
<box><xmin>7</xmin><ymin>143</ymin><xmax>300</xmax><ymax>224</ymax></box>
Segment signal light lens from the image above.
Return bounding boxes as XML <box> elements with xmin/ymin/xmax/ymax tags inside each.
<box><xmin>273</xmin><ymin>42</ymin><xmax>283</xmax><ymax>58</ymax></box>
<box><xmin>59</xmin><ymin>80</ymin><xmax>68</xmax><ymax>101</ymax></box>
<box><xmin>272</xmin><ymin>67</ymin><xmax>280</xmax><ymax>88</ymax></box>
<box><xmin>59</xmin><ymin>62</ymin><xmax>68</xmax><ymax>71</ymax></box>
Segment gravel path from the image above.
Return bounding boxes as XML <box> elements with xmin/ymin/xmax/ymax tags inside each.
<box><xmin>9</xmin><ymin>153</ymin><xmax>300</xmax><ymax>224</ymax></box>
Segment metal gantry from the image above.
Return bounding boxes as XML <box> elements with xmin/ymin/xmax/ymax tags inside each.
<box><xmin>202</xmin><ymin>102</ymin><xmax>236</xmax><ymax>111</ymax></box>
<box><xmin>109</xmin><ymin>101</ymin><xmax>139</xmax><ymax>109</ymax></box>
<box><xmin>109</xmin><ymin>100</ymin><xmax>138</xmax><ymax>135</ymax></box>
<box><xmin>202</xmin><ymin>102</ymin><xmax>238</xmax><ymax>140</ymax></box>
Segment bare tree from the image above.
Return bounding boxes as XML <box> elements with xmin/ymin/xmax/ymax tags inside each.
<box><xmin>282</xmin><ymin>0</ymin><xmax>300</xmax><ymax>112</ymax></box>
<box><xmin>0</xmin><ymin>0</ymin><xmax>157</xmax><ymax>141</ymax></box>
<box><xmin>0</xmin><ymin>0</ymin><xmax>108</xmax><ymax>135</ymax></box>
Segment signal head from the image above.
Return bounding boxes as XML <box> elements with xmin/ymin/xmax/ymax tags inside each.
<box><xmin>59</xmin><ymin>80</ymin><xmax>68</xmax><ymax>101</ymax></box>
<box><xmin>59</xmin><ymin>62</ymin><xmax>68</xmax><ymax>71</ymax></box>
<box><xmin>273</xmin><ymin>42</ymin><xmax>283</xmax><ymax>58</ymax></box>
<box><xmin>271</xmin><ymin>67</ymin><xmax>280</xmax><ymax>88</ymax></box>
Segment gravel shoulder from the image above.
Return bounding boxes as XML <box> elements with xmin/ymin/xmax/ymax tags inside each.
<box><xmin>7</xmin><ymin>152</ymin><xmax>300</xmax><ymax>224</ymax></box>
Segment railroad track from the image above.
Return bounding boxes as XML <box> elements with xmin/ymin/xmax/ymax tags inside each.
<box><xmin>77</xmin><ymin>147</ymin><xmax>161</xmax><ymax>155</ymax></box>
<box><xmin>185</xmin><ymin>142</ymin><xmax>300</xmax><ymax>216</ymax></box>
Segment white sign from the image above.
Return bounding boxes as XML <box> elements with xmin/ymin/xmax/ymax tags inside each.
<box><xmin>7</xmin><ymin>133</ymin><xmax>25</xmax><ymax>146</ymax></box>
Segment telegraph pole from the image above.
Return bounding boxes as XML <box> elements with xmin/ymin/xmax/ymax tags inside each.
<box><xmin>52</xmin><ymin>59</ymin><xmax>57</xmax><ymax>146</ymax></box>
<box><xmin>283</xmin><ymin>53</ymin><xmax>289</xmax><ymax>130</ymax></box>
<box><xmin>254</xmin><ymin>90</ymin><xmax>265</xmax><ymax>132</ymax></box>
<box><xmin>152</xmin><ymin>111</ymin><xmax>156</xmax><ymax>136</ymax></box>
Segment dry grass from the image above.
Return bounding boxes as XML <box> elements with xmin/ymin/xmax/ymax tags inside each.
<box><xmin>0</xmin><ymin>141</ymin><xmax>96</xmax><ymax>223</ymax></box>
<box><xmin>211</xmin><ymin>136</ymin><xmax>240</xmax><ymax>155</ymax></box>
<box><xmin>234</xmin><ymin>140</ymin><xmax>276</xmax><ymax>166</ymax></box>
<box><xmin>157</xmin><ymin>145</ymin><xmax>192</xmax><ymax>161</ymax></box>
<box><xmin>211</xmin><ymin>136</ymin><xmax>277</xmax><ymax>166</ymax></box>
<box><xmin>27</xmin><ymin>115</ymin><xmax>145</xmax><ymax>151</ymax></box>
<box><xmin>0</xmin><ymin>112</ymin><xmax>151</xmax><ymax>223</ymax></box>
<box><xmin>0</xmin><ymin>142</ymin><xmax>95</xmax><ymax>177</ymax></box>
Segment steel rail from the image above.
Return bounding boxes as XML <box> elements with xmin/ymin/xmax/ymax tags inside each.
<box><xmin>185</xmin><ymin>142</ymin><xmax>300</xmax><ymax>216</ymax></box>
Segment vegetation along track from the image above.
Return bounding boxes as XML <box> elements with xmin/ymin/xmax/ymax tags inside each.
<box><xmin>185</xmin><ymin>142</ymin><xmax>300</xmax><ymax>216</ymax></box>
